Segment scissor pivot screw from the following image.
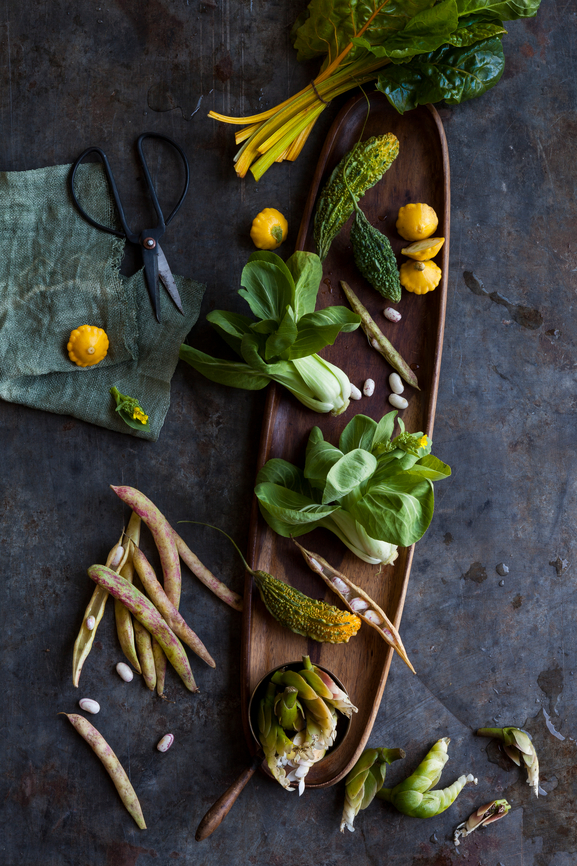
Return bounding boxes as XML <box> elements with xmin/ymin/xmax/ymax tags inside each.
<box><xmin>143</xmin><ymin>237</ymin><xmax>156</xmax><ymax>249</ymax></box>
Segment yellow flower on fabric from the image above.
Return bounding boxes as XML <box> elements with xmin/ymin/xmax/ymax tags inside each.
<box><xmin>418</xmin><ymin>435</ymin><xmax>428</xmax><ymax>448</ymax></box>
<box><xmin>132</xmin><ymin>406</ymin><xmax>149</xmax><ymax>425</ymax></box>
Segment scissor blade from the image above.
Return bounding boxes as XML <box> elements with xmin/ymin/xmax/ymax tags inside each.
<box><xmin>157</xmin><ymin>243</ymin><xmax>185</xmax><ymax>315</ymax></box>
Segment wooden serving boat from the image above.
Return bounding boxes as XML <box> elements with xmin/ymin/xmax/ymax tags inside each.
<box><xmin>242</xmin><ymin>92</ymin><xmax>450</xmax><ymax>788</ymax></box>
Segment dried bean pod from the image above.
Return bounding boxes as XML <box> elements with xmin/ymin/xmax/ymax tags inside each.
<box><xmin>341</xmin><ymin>281</ymin><xmax>419</xmax><ymax>390</ymax></box>
<box><xmin>72</xmin><ymin>531</ymin><xmax>130</xmax><ymax>688</ymax></box>
<box><xmin>110</xmin><ymin>486</ymin><xmax>181</xmax><ymax>608</ymax></box>
<box><xmin>134</xmin><ymin>619</ymin><xmax>156</xmax><ymax>691</ymax></box>
<box><xmin>115</xmin><ymin>513</ymin><xmax>142</xmax><ymax>674</ymax></box>
<box><xmin>293</xmin><ymin>540</ymin><xmax>415</xmax><ymax>674</ymax></box>
<box><xmin>61</xmin><ymin>713</ymin><xmax>146</xmax><ymax>829</ymax></box>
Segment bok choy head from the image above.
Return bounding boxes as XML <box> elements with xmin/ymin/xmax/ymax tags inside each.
<box><xmin>179</xmin><ymin>250</ymin><xmax>361</xmax><ymax>415</ymax></box>
<box><xmin>255</xmin><ymin>411</ymin><xmax>451</xmax><ymax>565</ymax></box>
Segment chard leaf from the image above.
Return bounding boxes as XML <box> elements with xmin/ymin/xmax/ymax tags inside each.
<box><xmin>178</xmin><ymin>345</ymin><xmax>270</xmax><ymax>390</ymax></box>
<box><xmin>285</xmin><ymin>251</ymin><xmax>323</xmax><ymax>319</ymax></box>
<box><xmin>323</xmin><ymin>449</ymin><xmax>377</xmax><ymax>505</ymax></box>
<box><xmin>456</xmin><ymin>0</ymin><xmax>541</xmax><ymax>22</ymax></box>
<box><xmin>376</xmin><ymin>35</ymin><xmax>505</xmax><ymax>113</ymax></box>
<box><xmin>443</xmin><ymin>16</ymin><xmax>507</xmax><ymax>46</ymax></box>
<box><xmin>371</xmin><ymin>411</ymin><xmax>397</xmax><ymax>450</ymax></box>
<box><xmin>339</xmin><ymin>413</ymin><xmax>378</xmax><ymax>454</ymax></box>
<box><xmin>408</xmin><ymin>455</ymin><xmax>452</xmax><ymax>481</ymax></box>
<box><xmin>239</xmin><ymin>259</ymin><xmax>294</xmax><ymax>323</ymax></box>
<box><xmin>265</xmin><ymin>307</ymin><xmax>298</xmax><ymax>360</ymax></box>
<box><xmin>353</xmin><ymin>0</ymin><xmax>459</xmax><ymax>60</ymax></box>
<box><xmin>292</xmin><ymin>0</ymin><xmax>435</xmax><ymax>65</ymax></box>
<box><xmin>351</xmin><ymin>475</ymin><xmax>435</xmax><ymax>546</ymax></box>
<box><xmin>255</xmin><ymin>482</ymin><xmax>339</xmax><ymax>529</ymax></box>
<box><xmin>283</xmin><ymin>307</ymin><xmax>360</xmax><ymax>360</ymax></box>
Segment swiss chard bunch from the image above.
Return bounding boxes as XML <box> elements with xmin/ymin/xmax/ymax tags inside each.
<box><xmin>209</xmin><ymin>0</ymin><xmax>542</xmax><ymax>179</ymax></box>
<box><xmin>255</xmin><ymin>411</ymin><xmax>451</xmax><ymax>566</ymax></box>
<box><xmin>179</xmin><ymin>251</ymin><xmax>361</xmax><ymax>416</ymax></box>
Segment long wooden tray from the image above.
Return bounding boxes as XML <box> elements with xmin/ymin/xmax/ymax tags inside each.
<box><xmin>242</xmin><ymin>92</ymin><xmax>450</xmax><ymax>788</ymax></box>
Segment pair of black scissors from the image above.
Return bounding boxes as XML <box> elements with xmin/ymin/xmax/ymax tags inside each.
<box><xmin>70</xmin><ymin>132</ymin><xmax>190</xmax><ymax>323</ymax></box>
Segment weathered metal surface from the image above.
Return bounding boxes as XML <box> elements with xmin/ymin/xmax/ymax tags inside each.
<box><xmin>0</xmin><ymin>2</ymin><xmax>575</xmax><ymax>864</ymax></box>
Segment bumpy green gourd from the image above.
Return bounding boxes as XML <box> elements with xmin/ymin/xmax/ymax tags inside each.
<box><xmin>252</xmin><ymin>570</ymin><xmax>361</xmax><ymax>643</ymax></box>
<box><xmin>314</xmin><ymin>133</ymin><xmax>399</xmax><ymax>261</ymax></box>
<box><xmin>350</xmin><ymin>200</ymin><xmax>402</xmax><ymax>302</ymax></box>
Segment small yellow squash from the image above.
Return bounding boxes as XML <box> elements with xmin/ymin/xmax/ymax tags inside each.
<box><xmin>401</xmin><ymin>237</ymin><xmax>445</xmax><ymax>261</ymax></box>
<box><xmin>396</xmin><ymin>203</ymin><xmax>438</xmax><ymax>241</ymax></box>
<box><xmin>67</xmin><ymin>325</ymin><xmax>109</xmax><ymax>367</ymax></box>
<box><xmin>399</xmin><ymin>260</ymin><xmax>442</xmax><ymax>295</ymax></box>
<box><xmin>250</xmin><ymin>208</ymin><xmax>288</xmax><ymax>250</ymax></box>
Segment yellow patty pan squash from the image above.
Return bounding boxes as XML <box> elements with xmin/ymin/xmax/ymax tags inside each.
<box><xmin>396</xmin><ymin>203</ymin><xmax>438</xmax><ymax>241</ymax></box>
<box><xmin>67</xmin><ymin>325</ymin><xmax>109</xmax><ymax>367</ymax></box>
<box><xmin>250</xmin><ymin>208</ymin><xmax>288</xmax><ymax>250</ymax></box>
<box><xmin>400</xmin><ymin>260</ymin><xmax>442</xmax><ymax>295</ymax></box>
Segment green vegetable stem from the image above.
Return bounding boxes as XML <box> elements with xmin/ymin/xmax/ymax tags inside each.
<box><xmin>377</xmin><ymin>737</ymin><xmax>477</xmax><ymax>818</ymax></box>
<box><xmin>255</xmin><ymin>410</ymin><xmax>450</xmax><ymax>565</ymax></box>
<box><xmin>179</xmin><ymin>250</ymin><xmax>361</xmax><ymax>416</ymax></box>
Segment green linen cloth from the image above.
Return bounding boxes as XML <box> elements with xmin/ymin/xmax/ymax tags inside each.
<box><xmin>0</xmin><ymin>162</ymin><xmax>204</xmax><ymax>440</ymax></box>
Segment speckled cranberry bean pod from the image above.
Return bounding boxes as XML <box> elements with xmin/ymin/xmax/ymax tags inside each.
<box><xmin>110</xmin><ymin>486</ymin><xmax>181</xmax><ymax>608</ymax></box>
<box><xmin>87</xmin><ymin>564</ymin><xmax>198</xmax><ymax>693</ymax></box>
<box><xmin>61</xmin><ymin>713</ymin><xmax>146</xmax><ymax>829</ymax></box>
<box><xmin>151</xmin><ymin>638</ymin><xmax>166</xmax><ymax>696</ymax></box>
<box><xmin>172</xmin><ymin>529</ymin><xmax>243</xmax><ymax>612</ymax></box>
<box><xmin>133</xmin><ymin>618</ymin><xmax>156</xmax><ymax>691</ymax></box>
<box><xmin>133</xmin><ymin>548</ymin><xmax>215</xmax><ymax>668</ymax></box>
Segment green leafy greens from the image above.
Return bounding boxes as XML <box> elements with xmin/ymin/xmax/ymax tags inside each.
<box><xmin>179</xmin><ymin>251</ymin><xmax>361</xmax><ymax>416</ymax></box>
<box><xmin>255</xmin><ymin>412</ymin><xmax>451</xmax><ymax>565</ymax></box>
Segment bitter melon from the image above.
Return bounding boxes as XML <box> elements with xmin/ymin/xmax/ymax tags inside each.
<box><xmin>350</xmin><ymin>200</ymin><xmax>402</xmax><ymax>303</ymax></box>
<box><xmin>314</xmin><ymin>133</ymin><xmax>399</xmax><ymax>262</ymax></box>
<box><xmin>253</xmin><ymin>570</ymin><xmax>361</xmax><ymax>643</ymax></box>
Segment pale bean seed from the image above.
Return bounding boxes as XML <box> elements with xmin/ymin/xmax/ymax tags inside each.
<box><xmin>116</xmin><ymin>662</ymin><xmax>134</xmax><ymax>682</ymax></box>
<box><xmin>349</xmin><ymin>597</ymin><xmax>370</xmax><ymax>612</ymax></box>
<box><xmin>383</xmin><ymin>307</ymin><xmax>402</xmax><ymax>322</ymax></box>
<box><xmin>364</xmin><ymin>610</ymin><xmax>384</xmax><ymax>626</ymax></box>
<box><xmin>363</xmin><ymin>379</ymin><xmax>375</xmax><ymax>397</ymax></box>
<box><xmin>157</xmin><ymin>733</ymin><xmax>174</xmax><ymax>753</ymax></box>
<box><xmin>389</xmin><ymin>394</ymin><xmax>408</xmax><ymax>410</ymax></box>
<box><xmin>389</xmin><ymin>372</ymin><xmax>404</xmax><ymax>394</ymax></box>
<box><xmin>79</xmin><ymin>698</ymin><xmax>100</xmax><ymax>714</ymax></box>
<box><xmin>86</xmin><ymin>616</ymin><xmax>96</xmax><ymax>631</ymax></box>
<box><xmin>350</xmin><ymin>384</ymin><xmax>362</xmax><ymax>400</ymax></box>
<box><xmin>109</xmin><ymin>545</ymin><xmax>125</xmax><ymax>569</ymax></box>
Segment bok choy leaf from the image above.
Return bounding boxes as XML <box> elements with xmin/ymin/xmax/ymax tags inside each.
<box><xmin>255</xmin><ymin>412</ymin><xmax>450</xmax><ymax>565</ymax></box>
<box><xmin>179</xmin><ymin>251</ymin><xmax>361</xmax><ymax>416</ymax></box>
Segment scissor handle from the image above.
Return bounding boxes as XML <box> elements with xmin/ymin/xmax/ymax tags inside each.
<box><xmin>136</xmin><ymin>132</ymin><xmax>190</xmax><ymax>229</ymax></box>
<box><xmin>70</xmin><ymin>146</ymin><xmax>139</xmax><ymax>243</ymax></box>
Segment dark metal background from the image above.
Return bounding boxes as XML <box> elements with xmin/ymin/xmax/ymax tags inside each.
<box><xmin>1</xmin><ymin>2</ymin><xmax>574</xmax><ymax>864</ymax></box>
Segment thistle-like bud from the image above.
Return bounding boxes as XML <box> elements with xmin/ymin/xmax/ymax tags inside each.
<box><xmin>476</xmin><ymin>726</ymin><xmax>539</xmax><ymax>796</ymax></box>
<box><xmin>341</xmin><ymin>747</ymin><xmax>405</xmax><ymax>832</ymax></box>
<box><xmin>274</xmin><ymin>686</ymin><xmax>304</xmax><ymax>731</ymax></box>
<box><xmin>377</xmin><ymin>738</ymin><xmax>478</xmax><ymax>819</ymax></box>
<box><xmin>301</xmin><ymin>655</ymin><xmax>358</xmax><ymax>718</ymax></box>
<box><xmin>453</xmin><ymin>799</ymin><xmax>511</xmax><ymax>845</ymax></box>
